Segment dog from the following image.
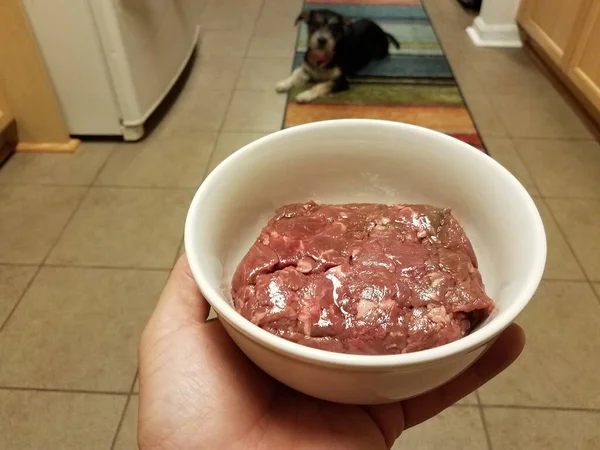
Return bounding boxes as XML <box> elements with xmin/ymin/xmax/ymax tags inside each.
<box><xmin>276</xmin><ymin>9</ymin><xmax>400</xmax><ymax>103</ymax></box>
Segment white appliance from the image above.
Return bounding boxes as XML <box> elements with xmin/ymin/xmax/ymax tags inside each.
<box><xmin>23</xmin><ymin>0</ymin><xmax>201</xmax><ymax>141</ymax></box>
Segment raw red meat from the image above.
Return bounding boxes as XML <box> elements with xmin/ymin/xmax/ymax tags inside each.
<box><xmin>232</xmin><ymin>202</ymin><xmax>494</xmax><ymax>355</ymax></box>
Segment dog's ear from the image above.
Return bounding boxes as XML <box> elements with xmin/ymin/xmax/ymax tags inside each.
<box><xmin>295</xmin><ymin>11</ymin><xmax>310</xmax><ymax>26</ymax></box>
<box><xmin>343</xmin><ymin>17</ymin><xmax>352</xmax><ymax>30</ymax></box>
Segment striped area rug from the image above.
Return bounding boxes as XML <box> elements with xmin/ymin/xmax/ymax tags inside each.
<box><xmin>283</xmin><ymin>0</ymin><xmax>485</xmax><ymax>151</ymax></box>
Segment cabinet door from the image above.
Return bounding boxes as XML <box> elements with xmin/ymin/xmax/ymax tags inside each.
<box><xmin>0</xmin><ymin>109</ymin><xmax>9</xmax><ymax>135</ymax></box>
<box><xmin>518</xmin><ymin>0</ymin><xmax>591</xmax><ymax>67</ymax></box>
<box><xmin>567</xmin><ymin>1</ymin><xmax>600</xmax><ymax>113</ymax></box>
<box><xmin>0</xmin><ymin>87</ymin><xmax>13</xmax><ymax>134</ymax></box>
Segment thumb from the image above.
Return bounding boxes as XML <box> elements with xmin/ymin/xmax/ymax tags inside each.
<box><xmin>145</xmin><ymin>254</ymin><xmax>211</xmax><ymax>338</ymax></box>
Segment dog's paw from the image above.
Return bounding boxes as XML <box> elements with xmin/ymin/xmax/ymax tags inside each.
<box><xmin>295</xmin><ymin>90</ymin><xmax>316</xmax><ymax>103</ymax></box>
<box><xmin>275</xmin><ymin>82</ymin><xmax>291</xmax><ymax>93</ymax></box>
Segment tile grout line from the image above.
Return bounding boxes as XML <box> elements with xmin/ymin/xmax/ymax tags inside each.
<box><xmin>1</xmin><ymin>140</ymin><xmax>120</xmax><ymax>332</ymax></box>
<box><xmin>241</xmin><ymin>0</ymin><xmax>266</xmax><ymax>68</ymax></box>
<box><xmin>0</xmin><ymin>266</ymin><xmax>41</xmax><ymax>334</ymax></box>
<box><xmin>511</xmin><ymin>137</ymin><xmax>600</xmax><ymax>202</ymax></box>
<box><xmin>475</xmin><ymin>391</ymin><xmax>494</xmax><ymax>450</ymax></box>
<box><xmin>0</xmin><ymin>182</ymin><xmax>93</xmax><ymax>333</ymax></box>
<box><xmin>279</xmin><ymin>0</ymin><xmax>303</xmax><ymax>130</ymax></box>
<box><xmin>442</xmin><ymin>25</ymin><xmax>599</xmax><ymax>432</ymax></box>
<box><xmin>174</xmin><ymin>238</ymin><xmax>185</xmax><ymax>267</ymax></box>
<box><xmin>3</xmin><ymin>382</ymin><xmax>598</xmax><ymax>414</ymax></box>
<box><xmin>129</xmin><ymin>370</ymin><xmax>138</xmax><ymax>396</ymax></box>
<box><xmin>541</xmin><ymin>195</ymin><xmax>600</xmax><ymax>201</ymax></box>
<box><xmin>506</xmin><ymin>135</ymin><xmax>600</xmax><ymax>143</ymax></box>
<box><xmin>110</xmin><ymin>395</ymin><xmax>132</xmax><ymax>450</ymax></box>
<box><xmin>206</xmin><ymin>0</ymin><xmax>267</xmax><ymax>137</ymax></box>
<box><xmin>0</xmin><ymin>183</ymin><xmax>198</xmax><ymax>190</ymax></box>
<box><xmin>1</xmin><ymin>144</ymin><xmax>160</xmax><ymax>443</ymax></box>
<box><xmin>0</xmin><ymin>385</ymin><xmax>129</xmax><ymax>396</ymax></box>
<box><xmin>444</xmin><ymin>15</ymin><xmax>598</xmax><ymax>144</ymax></box>
<box><xmin>85</xmin><ymin>140</ymin><xmax>119</xmax><ymax>189</ymax></box>
<box><xmin>480</xmin><ymin>404</ymin><xmax>600</xmax><ymax>413</ymax></box>
<box><xmin>196</xmin><ymin>0</ymin><xmax>267</xmax><ymax>182</ymax></box>
<box><xmin>168</xmin><ymin>0</ymin><xmax>270</xmax><ymax>294</ymax></box>
<box><xmin>539</xmin><ymin>278</ymin><xmax>595</xmax><ymax>283</ymax></box>
<box><xmin>592</xmin><ymin>284</ymin><xmax>600</xmax><ymax>305</ymax></box>
<box><xmin>243</xmin><ymin>0</ymin><xmax>276</xmax><ymax>60</ymax></box>
<box><xmin>428</xmin><ymin>13</ymin><xmax>520</xmax><ymax>447</ymax></box>
<box><xmin>93</xmin><ymin>184</ymin><xmax>197</xmax><ymax>191</ymax></box>
<box><xmin>421</xmin><ymin>0</ymin><xmax>497</xmax><ymax>151</ymax></box>
<box><xmin>478</xmin><ymin>408</ymin><xmax>494</xmax><ymax>450</ymax></box>
<box><xmin>109</xmin><ymin>371</ymin><xmax>139</xmax><ymax>450</ymax></box>
<box><xmin>509</xmin><ymin>139</ymin><xmax>600</xmax><ymax>305</ymax></box>
<box><xmin>537</xmin><ymin>195</ymin><xmax>600</xmax><ymax>306</ymax></box>
<box><xmin>40</xmin><ymin>263</ymin><xmax>172</xmax><ymax>272</ymax></box>
<box><xmin>172</xmin><ymin>1</ymin><xmax>281</xmax><ymax>295</ymax></box>
<box><xmin>196</xmin><ymin>1</ymin><xmax>266</xmax><ymax>178</ymax></box>
<box><xmin>0</xmin><ymin>262</ymin><xmax>39</xmax><ymax>268</ymax></box>
<box><xmin>3</xmin><ymin>0</ymin><xmax>596</xmax><ymax>431</ymax></box>
<box><xmin>167</xmin><ymin>1</ymin><xmax>267</xmax><ymax>268</ymax></box>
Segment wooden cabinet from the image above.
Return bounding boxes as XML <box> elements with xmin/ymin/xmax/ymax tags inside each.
<box><xmin>0</xmin><ymin>87</ymin><xmax>15</xmax><ymax>165</ymax></box>
<box><xmin>518</xmin><ymin>0</ymin><xmax>590</xmax><ymax>67</ymax></box>
<box><xmin>0</xmin><ymin>86</ymin><xmax>12</xmax><ymax>132</ymax></box>
<box><xmin>518</xmin><ymin>0</ymin><xmax>600</xmax><ymax>122</ymax></box>
<box><xmin>0</xmin><ymin>0</ymin><xmax>78</xmax><ymax>152</ymax></box>
<box><xmin>0</xmin><ymin>107</ymin><xmax>12</xmax><ymax>136</ymax></box>
<box><xmin>566</xmin><ymin>1</ymin><xmax>600</xmax><ymax>112</ymax></box>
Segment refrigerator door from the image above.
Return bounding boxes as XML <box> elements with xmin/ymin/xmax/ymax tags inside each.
<box><xmin>23</xmin><ymin>0</ymin><xmax>123</xmax><ymax>135</ymax></box>
<box><xmin>89</xmin><ymin>0</ymin><xmax>199</xmax><ymax>139</ymax></box>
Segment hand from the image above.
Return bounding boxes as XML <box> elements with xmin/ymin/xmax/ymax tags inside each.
<box><xmin>138</xmin><ymin>255</ymin><xmax>525</xmax><ymax>450</ymax></box>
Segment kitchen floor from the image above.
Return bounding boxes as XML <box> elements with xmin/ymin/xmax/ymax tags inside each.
<box><xmin>1</xmin><ymin>0</ymin><xmax>599</xmax><ymax>448</ymax></box>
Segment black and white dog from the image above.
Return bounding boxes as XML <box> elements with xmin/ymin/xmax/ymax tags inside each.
<box><xmin>276</xmin><ymin>9</ymin><xmax>400</xmax><ymax>103</ymax></box>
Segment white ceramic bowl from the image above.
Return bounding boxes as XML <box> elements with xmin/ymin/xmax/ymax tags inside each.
<box><xmin>185</xmin><ymin>119</ymin><xmax>546</xmax><ymax>405</ymax></box>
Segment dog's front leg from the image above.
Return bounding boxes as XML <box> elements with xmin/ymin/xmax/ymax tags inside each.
<box><xmin>276</xmin><ymin>67</ymin><xmax>309</xmax><ymax>93</ymax></box>
<box><xmin>295</xmin><ymin>81</ymin><xmax>334</xmax><ymax>103</ymax></box>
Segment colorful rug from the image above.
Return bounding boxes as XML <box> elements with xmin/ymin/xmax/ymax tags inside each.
<box><xmin>283</xmin><ymin>0</ymin><xmax>485</xmax><ymax>152</ymax></box>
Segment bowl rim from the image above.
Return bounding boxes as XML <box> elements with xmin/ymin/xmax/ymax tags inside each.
<box><xmin>185</xmin><ymin>119</ymin><xmax>546</xmax><ymax>368</ymax></box>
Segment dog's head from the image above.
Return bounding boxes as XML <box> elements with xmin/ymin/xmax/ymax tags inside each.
<box><xmin>295</xmin><ymin>9</ymin><xmax>349</xmax><ymax>57</ymax></box>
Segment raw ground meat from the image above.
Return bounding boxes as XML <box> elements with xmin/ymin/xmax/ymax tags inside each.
<box><xmin>232</xmin><ymin>202</ymin><xmax>494</xmax><ymax>355</ymax></box>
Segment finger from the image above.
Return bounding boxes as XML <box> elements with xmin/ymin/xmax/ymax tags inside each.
<box><xmin>151</xmin><ymin>253</ymin><xmax>211</xmax><ymax>329</ymax></box>
<box><xmin>363</xmin><ymin>324</ymin><xmax>525</xmax><ymax>446</ymax></box>
<box><xmin>402</xmin><ymin>323</ymin><xmax>525</xmax><ymax>429</ymax></box>
<box><xmin>363</xmin><ymin>403</ymin><xmax>405</xmax><ymax>449</ymax></box>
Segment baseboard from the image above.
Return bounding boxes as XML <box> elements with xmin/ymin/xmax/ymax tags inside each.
<box><xmin>466</xmin><ymin>16</ymin><xmax>523</xmax><ymax>48</ymax></box>
<box><xmin>16</xmin><ymin>138</ymin><xmax>81</xmax><ymax>153</ymax></box>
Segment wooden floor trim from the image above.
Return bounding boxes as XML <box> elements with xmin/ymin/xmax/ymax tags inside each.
<box><xmin>16</xmin><ymin>138</ymin><xmax>81</xmax><ymax>153</ymax></box>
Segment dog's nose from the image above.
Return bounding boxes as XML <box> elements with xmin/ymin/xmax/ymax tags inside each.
<box><xmin>317</xmin><ymin>37</ymin><xmax>327</xmax><ymax>46</ymax></box>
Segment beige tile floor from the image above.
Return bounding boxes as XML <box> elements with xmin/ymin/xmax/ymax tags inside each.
<box><xmin>1</xmin><ymin>0</ymin><xmax>599</xmax><ymax>448</ymax></box>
